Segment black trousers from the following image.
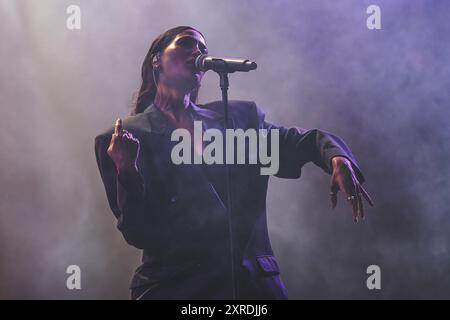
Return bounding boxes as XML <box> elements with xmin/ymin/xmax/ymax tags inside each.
<box><xmin>130</xmin><ymin>261</ymin><xmax>288</xmax><ymax>300</ymax></box>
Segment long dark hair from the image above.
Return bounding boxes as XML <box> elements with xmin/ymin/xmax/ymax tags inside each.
<box><xmin>131</xmin><ymin>26</ymin><xmax>204</xmax><ymax>115</ymax></box>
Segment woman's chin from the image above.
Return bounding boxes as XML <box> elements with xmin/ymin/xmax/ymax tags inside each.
<box><xmin>170</xmin><ymin>73</ymin><xmax>202</xmax><ymax>92</ymax></box>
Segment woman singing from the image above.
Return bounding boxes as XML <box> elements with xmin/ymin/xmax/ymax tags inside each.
<box><xmin>94</xmin><ymin>26</ymin><xmax>373</xmax><ymax>300</ymax></box>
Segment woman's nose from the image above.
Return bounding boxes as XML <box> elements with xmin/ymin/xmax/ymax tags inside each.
<box><xmin>192</xmin><ymin>45</ymin><xmax>202</xmax><ymax>56</ymax></box>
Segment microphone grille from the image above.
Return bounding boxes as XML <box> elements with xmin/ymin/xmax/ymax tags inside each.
<box><xmin>195</xmin><ymin>54</ymin><xmax>207</xmax><ymax>71</ymax></box>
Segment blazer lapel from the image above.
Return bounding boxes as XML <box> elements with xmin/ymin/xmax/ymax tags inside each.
<box><xmin>143</xmin><ymin>104</ymin><xmax>227</xmax><ymax>211</ymax></box>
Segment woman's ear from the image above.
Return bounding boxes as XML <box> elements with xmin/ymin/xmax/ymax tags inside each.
<box><xmin>152</xmin><ymin>52</ymin><xmax>162</xmax><ymax>70</ymax></box>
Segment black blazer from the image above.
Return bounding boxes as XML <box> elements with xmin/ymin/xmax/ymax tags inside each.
<box><xmin>94</xmin><ymin>100</ymin><xmax>365</xmax><ymax>299</ymax></box>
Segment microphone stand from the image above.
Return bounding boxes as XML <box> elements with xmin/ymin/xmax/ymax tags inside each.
<box><xmin>202</xmin><ymin>56</ymin><xmax>255</xmax><ymax>300</ymax></box>
<box><xmin>219</xmin><ymin>72</ymin><xmax>238</xmax><ymax>300</ymax></box>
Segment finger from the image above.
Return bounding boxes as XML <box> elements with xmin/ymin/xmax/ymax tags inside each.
<box><xmin>331</xmin><ymin>192</ymin><xmax>338</xmax><ymax>209</ymax></box>
<box><xmin>110</xmin><ymin>132</ymin><xmax>121</xmax><ymax>144</ymax></box>
<box><xmin>351</xmin><ymin>192</ymin><xmax>358</xmax><ymax>223</ymax></box>
<box><xmin>339</xmin><ymin>172</ymin><xmax>358</xmax><ymax>221</ymax></box>
<box><xmin>330</xmin><ymin>180</ymin><xmax>339</xmax><ymax>209</ymax></box>
<box><xmin>114</xmin><ymin>118</ymin><xmax>122</xmax><ymax>135</ymax></box>
<box><xmin>343</xmin><ymin>182</ymin><xmax>358</xmax><ymax>223</ymax></box>
<box><xmin>353</xmin><ymin>181</ymin><xmax>361</xmax><ymax>223</ymax></box>
<box><xmin>353</xmin><ymin>182</ymin><xmax>362</xmax><ymax>222</ymax></box>
<box><xmin>356</xmin><ymin>184</ymin><xmax>364</xmax><ymax>220</ymax></box>
<box><xmin>359</xmin><ymin>185</ymin><xmax>374</xmax><ymax>207</ymax></box>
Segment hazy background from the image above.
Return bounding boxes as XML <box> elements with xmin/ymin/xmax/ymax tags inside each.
<box><xmin>1</xmin><ymin>0</ymin><xmax>449</xmax><ymax>299</ymax></box>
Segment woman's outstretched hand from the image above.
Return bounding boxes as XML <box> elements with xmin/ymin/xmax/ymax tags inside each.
<box><xmin>107</xmin><ymin>118</ymin><xmax>140</xmax><ymax>174</ymax></box>
<box><xmin>330</xmin><ymin>156</ymin><xmax>374</xmax><ymax>223</ymax></box>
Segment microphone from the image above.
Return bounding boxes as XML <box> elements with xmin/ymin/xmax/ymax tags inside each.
<box><xmin>195</xmin><ymin>54</ymin><xmax>257</xmax><ymax>73</ymax></box>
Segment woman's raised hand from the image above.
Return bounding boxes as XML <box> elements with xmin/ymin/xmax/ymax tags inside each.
<box><xmin>107</xmin><ymin>118</ymin><xmax>140</xmax><ymax>174</ymax></box>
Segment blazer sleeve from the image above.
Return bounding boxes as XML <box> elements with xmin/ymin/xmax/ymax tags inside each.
<box><xmin>252</xmin><ymin>101</ymin><xmax>365</xmax><ymax>183</ymax></box>
<box><xmin>94</xmin><ymin>133</ymin><xmax>155</xmax><ymax>249</ymax></box>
